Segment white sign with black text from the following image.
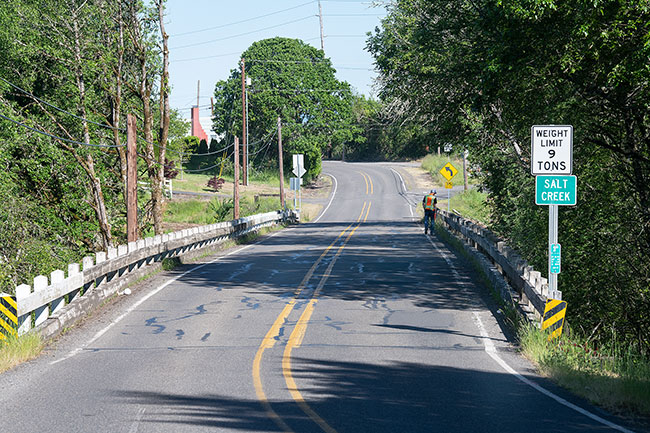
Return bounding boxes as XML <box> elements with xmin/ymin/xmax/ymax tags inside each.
<box><xmin>531</xmin><ymin>125</ymin><xmax>573</xmax><ymax>175</ymax></box>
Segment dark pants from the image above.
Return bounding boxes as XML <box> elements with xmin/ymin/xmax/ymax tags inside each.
<box><xmin>424</xmin><ymin>209</ymin><xmax>435</xmax><ymax>233</ymax></box>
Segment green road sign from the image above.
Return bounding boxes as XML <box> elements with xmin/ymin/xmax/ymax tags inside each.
<box><xmin>535</xmin><ymin>175</ymin><xmax>577</xmax><ymax>206</ymax></box>
<box><xmin>550</xmin><ymin>243</ymin><xmax>561</xmax><ymax>274</ymax></box>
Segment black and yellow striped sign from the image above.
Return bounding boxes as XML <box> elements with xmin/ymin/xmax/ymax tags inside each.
<box><xmin>542</xmin><ymin>299</ymin><xmax>567</xmax><ymax>339</ymax></box>
<box><xmin>0</xmin><ymin>295</ymin><xmax>18</xmax><ymax>341</ymax></box>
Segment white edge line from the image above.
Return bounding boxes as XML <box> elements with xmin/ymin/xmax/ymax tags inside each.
<box><xmin>51</xmin><ymin>228</ymin><xmax>288</xmax><ymax>366</ymax></box>
<box><xmin>390</xmin><ymin>167</ymin><xmax>414</xmax><ymax>217</ymax></box>
<box><xmin>312</xmin><ymin>172</ymin><xmax>338</xmax><ymax>223</ymax></box>
<box><xmin>425</xmin><ymin>234</ymin><xmax>635</xmax><ymax>433</ymax></box>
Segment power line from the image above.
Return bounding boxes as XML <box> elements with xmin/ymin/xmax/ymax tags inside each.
<box><xmin>170</xmin><ymin>1</ymin><xmax>317</xmax><ymax>37</ymax></box>
<box><xmin>250</xmin><ymin>88</ymin><xmax>349</xmax><ymax>93</ymax></box>
<box><xmin>246</xmin><ymin>59</ymin><xmax>371</xmax><ymax>70</ymax></box>
<box><xmin>171</xmin><ymin>16</ymin><xmax>317</xmax><ymax>50</ymax></box>
<box><xmin>248</xmin><ymin>59</ymin><xmax>328</xmax><ymax>64</ymax></box>
<box><xmin>248</xmin><ymin>130</ymin><xmax>277</xmax><ymax>157</ymax></box>
<box><xmin>0</xmin><ymin>112</ymin><xmax>124</xmax><ymax>148</ymax></box>
<box><xmin>182</xmin><ymin>145</ymin><xmax>236</xmax><ymax>173</ymax></box>
<box><xmin>323</xmin><ymin>13</ymin><xmax>383</xmax><ymax>16</ymax></box>
<box><xmin>0</xmin><ymin>76</ymin><xmax>124</xmax><ymax>132</ymax></box>
<box><xmin>173</xmin><ymin>51</ymin><xmax>242</xmax><ymax>63</ymax></box>
<box><xmin>187</xmin><ymin>141</ymin><xmax>235</xmax><ymax>157</ymax></box>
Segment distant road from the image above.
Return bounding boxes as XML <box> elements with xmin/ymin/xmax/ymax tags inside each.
<box><xmin>0</xmin><ymin>161</ymin><xmax>638</xmax><ymax>432</ymax></box>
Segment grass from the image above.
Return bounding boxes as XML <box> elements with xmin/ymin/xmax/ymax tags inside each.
<box><xmin>437</xmin><ymin>189</ymin><xmax>490</xmax><ymax>224</ymax></box>
<box><xmin>0</xmin><ymin>332</ymin><xmax>43</xmax><ymax>373</ymax></box>
<box><xmin>519</xmin><ymin>324</ymin><xmax>650</xmax><ymax>416</ymax></box>
<box><xmin>164</xmin><ymin>196</ymin><xmax>281</xmax><ymax>226</ymax></box>
<box><xmin>171</xmin><ymin>169</ymin><xmax>288</xmax><ymax>195</ymax></box>
<box><xmin>172</xmin><ymin>172</ymin><xmax>226</xmax><ymax>194</ymax></box>
<box><xmin>165</xmin><ymin>199</ymin><xmax>215</xmax><ymax>225</ymax></box>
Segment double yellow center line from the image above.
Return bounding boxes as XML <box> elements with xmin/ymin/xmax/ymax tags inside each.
<box><xmin>252</xmin><ymin>200</ymin><xmax>372</xmax><ymax>433</ymax></box>
<box><xmin>359</xmin><ymin>171</ymin><xmax>373</xmax><ymax>195</ymax></box>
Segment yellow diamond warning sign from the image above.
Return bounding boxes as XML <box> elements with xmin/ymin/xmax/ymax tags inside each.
<box><xmin>439</xmin><ymin>162</ymin><xmax>458</xmax><ymax>181</ymax></box>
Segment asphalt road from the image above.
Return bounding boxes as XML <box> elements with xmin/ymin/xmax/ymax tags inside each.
<box><xmin>0</xmin><ymin>161</ymin><xmax>641</xmax><ymax>433</ymax></box>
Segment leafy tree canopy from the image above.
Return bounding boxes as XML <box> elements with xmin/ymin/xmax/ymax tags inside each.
<box><xmin>368</xmin><ymin>0</ymin><xmax>650</xmax><ymax>351</ymax></box>
<box><xmin>212</xmin><ymin>37</ymin><xmax>359</xmax><ymax>179</ymax></box>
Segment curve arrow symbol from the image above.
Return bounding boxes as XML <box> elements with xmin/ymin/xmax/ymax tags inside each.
<box><xmin>446</xmin><ymin>166</ymin><xmax>454</xmax><ymax>177</ymax></box>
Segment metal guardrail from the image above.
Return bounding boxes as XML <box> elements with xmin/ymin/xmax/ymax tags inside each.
<box><xmin>6</xmin><ymin>210</ymin><xmax>293</xmax><ymax>337</ymax></box>
<box><xmin>437</xmin><ymin>209</ymin><xmax>550</xmax><ymax>322</ymax></box>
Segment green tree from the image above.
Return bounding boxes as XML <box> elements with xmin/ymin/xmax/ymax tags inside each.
<box><xmin>212</xmin><ymin>37</ymin><xmax>358</xmax><ymax>180</ymax></box>
<box><xmin>0</xmin><ymin>0</ymin><xmax>169</xmax><ymax>292</ymax></box>
<box><xmin>369</xmin><ymin>0</ymin><xmax>650</xmax><ymax>351</ymax></box>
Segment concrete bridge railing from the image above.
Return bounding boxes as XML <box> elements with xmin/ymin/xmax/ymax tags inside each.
<box><xmin>437</xmin><ymin>209</ymin><xmax>550</xmax><ymax>322</ymax></box>
<box><xmin>5</xmin><ymin>210</ymin><xmax>293</xmax><ymax>340</ymax></box>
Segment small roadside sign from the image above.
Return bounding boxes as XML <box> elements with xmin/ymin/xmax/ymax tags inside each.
<box><xmin>439</xmin><ymin>162</ymin><xmax>458</xmax><ymax>181</ymax></box>
<box><xmin>292</xmin><ymin>154</ymin><xmax>305</xmax><ymax>178</ymax></box>
<box><xmin>444</xmin><ymin>181</ymin><xmax>453</xmax><ymax>189</ymax></box>
<box><xmin>542</xmin><ymin>299</ymin><xmax>567</xmax><ymax>340</ymax></box>
<box><xmin>535</xmin><ymin>175</ymin><xmax>577</xmax><ymax>206</ymax></box>
<box><xmin>550</xmin><ymin>243</ymin><xmax>561</xmax><ymax>274</ymax></box>
<box><xmin>531</xmin><ymin>125</ymin><xmax>573</xmax><ymax>175</ymax></box>
<box><xmin>290</xmin><ymin>177</ymin><xmax>300</xmax><ymax>191</ymax></box>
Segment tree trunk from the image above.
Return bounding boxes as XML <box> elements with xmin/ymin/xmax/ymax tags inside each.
<box><xmin>71</xmin><ymin>2</ymin><xmax>112</xmax><ymax>249</ymax></box>
<box><xmin>113</xmin><ymin>2</ymin><xmax>127</xmax><ymax>207</ymax></box>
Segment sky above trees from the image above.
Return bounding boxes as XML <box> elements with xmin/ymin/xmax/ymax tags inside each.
<box><xmin>165</xmin><ymin>0</ymin><xmax>387</xmax><ymax>120</ymax></box>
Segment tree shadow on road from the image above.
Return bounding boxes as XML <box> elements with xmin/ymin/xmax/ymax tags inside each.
<box><xmin>114</xmin><ymin>358</ymin><xmax>614</xmax><ymax>433</ymax></box>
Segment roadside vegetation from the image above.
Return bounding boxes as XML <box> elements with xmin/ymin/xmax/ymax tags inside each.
<box><xmin>370</xmin><ymin>1</ymin><xmax>650</xmax><ymax>362</ymax></box>
<box><xmin>164</xmin><ymin>196</ymin><xmax>280</xmax><ymax>227</ymax></box>
<box><xmin>435</xmin><ymin>202</ymin><xmax>650</xmax><ymax>417</ymax></box>
<box><xmin>437</xmin><ymin>189</ymin><xmax>490</xmax><ymax>225</ymax></box>
<box><xmin>519</xmin><ymin>325</ymin><xmax>650</xmax><ymax>416</ymax></box>
<box><xmin>0</xmin><ymin>333</ymin><xmax>43</xmax><ymax>374</ymax></box>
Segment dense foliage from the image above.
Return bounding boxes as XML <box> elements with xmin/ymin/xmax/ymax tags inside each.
<box><xmin>369</xmin><ymin>0</ymin><xmax>650</xmax><ymax>351</ymax></box>
<box><xmin>212</xmin><ymin>37</ymin><xmax>360</xmax><ymax>181</ymax></box>
<box><xmin>0</xmin><ymin>0</ymin><xmax>181</xmax><ymax>293</ymax></box>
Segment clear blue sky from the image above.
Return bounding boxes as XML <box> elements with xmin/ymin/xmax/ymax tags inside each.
<box><xmin>165</xmin><ymin>0</ymin><xmax>387</xmax><ymax>119</ymax></box>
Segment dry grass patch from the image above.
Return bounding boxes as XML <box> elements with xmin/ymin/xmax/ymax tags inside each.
<box><xmin>0</xmin><ymin>332</ymin><xmax>43</xmax><ymax>373</ymax></box>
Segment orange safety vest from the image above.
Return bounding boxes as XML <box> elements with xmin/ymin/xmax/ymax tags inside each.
<box><xmin>424</xmin><ymin>194</ymin><xmax>436</xmax><ymax>211</ymax></box>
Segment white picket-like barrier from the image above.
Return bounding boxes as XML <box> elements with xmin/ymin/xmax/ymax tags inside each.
<box><xmin>437</xmin><ymin>209</ymin><xmax>549</xmax><ymax>322</ymax></box>
<box><xmin>12</xmin><ymin>210</ymin><xmax>294</xmax><ymax>338</ymax></box>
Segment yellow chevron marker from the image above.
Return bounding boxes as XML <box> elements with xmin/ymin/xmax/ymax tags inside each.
<box><xmin>0</xmin><ymin>295</ymin><xmax>18</xmax><ymax>341</ymax></box>
<box><xmin>541</xmin><ymin>299</ymin><xmax>567</xmax><ymax>340</ymax></box>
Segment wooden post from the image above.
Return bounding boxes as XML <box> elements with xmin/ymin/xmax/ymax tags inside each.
<box><xmin>234</xmin><ymin>136</ymin><xmax>240</xmax><ymax>219</ymax></box>
<box><xmin>241</xmin><ymin>58</ymin><xmax>248</xmax><ymax>186</ymax></box>
<box><xmin>278</xmin><ymin>116</ymin><xmax>285</xmax><ymax>209</ymax></box>
<box><xmin>126</xmin><ymin>114</ymin><xmax>138</xmax><ymax>242</ymax></box>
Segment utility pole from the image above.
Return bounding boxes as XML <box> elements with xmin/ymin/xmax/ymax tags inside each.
<box><xmin>234</xmin><ymin>136</ymin><xmax>240</xmax><ymax>219</ymax></box>
<box><xmin>318</xmin><ymin>0</ymin><xmax>325</xmax><ymax>52</ymax></box>
<box><xmin>241</xmin><ymin>58</ymin><xmax>248</xmax><ymax>186</ymax></box>
<box><xmin>126</xmin><ymin>114</ymin><xmax>138</xmax><ymax>242</ymax></box>
<box><xmin>197</xmin><ymin>80</ymin><xmax>200</xmax><ymax>107</ymax></box>
<box><xmin>278</xmin><ymin>116</ymin><xmax>285</xmax><ymax>208</ymax></box>
<box><xmin>246</xmin><ymin>78</ymin><xmax>250</xmax><ymax>186</ymax></box>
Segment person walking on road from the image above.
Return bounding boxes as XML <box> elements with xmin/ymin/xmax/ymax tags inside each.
<box><xmin>423</xmin><ymin>189</ymin><xmax>437</xmax><ymax>235</ymax></box>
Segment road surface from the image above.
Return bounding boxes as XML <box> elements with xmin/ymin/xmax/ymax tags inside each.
<box><xmin>0</xmin><ymin>161</ymin><xmax>640</xmax><ymax>432</ymax></box>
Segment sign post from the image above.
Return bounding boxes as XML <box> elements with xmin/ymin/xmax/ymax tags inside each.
<box><xmin>439</xmin><ymin>162</ymin><xmax>458</xmax><ymax>214</ymax></box>
<box><xmin>531</xmin><ymin>125</ymin><xmax>574</xmax><ymax>301</ymax></box>
<box><xmin>292</xmin><ymin>154</ymin><xmax>305</xmax><ymax>213</ymax></box>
